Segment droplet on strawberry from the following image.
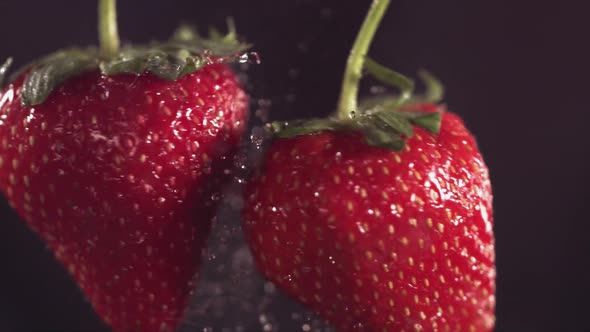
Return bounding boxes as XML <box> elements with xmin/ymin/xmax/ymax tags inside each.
<box><xmin>242</xmin><ymin>0</ymin><xmax>495</xmax><ymax>330</ymax></box>
<box><xmin>0</xmin><ymin>1</ymin><xmax>253</xmax><ymax>331</ymax></box>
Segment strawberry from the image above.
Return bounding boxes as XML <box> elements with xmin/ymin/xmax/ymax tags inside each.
<box><xmin>242</xmin><ymin>0</ymin><xmax>495</xmax><ymax>331</ymax></box>
<box><xmin>0</xmin><ymin>1</ymin><xmax>253</xmax><ymax>331</ymax></box>
<box><xmin>243</xmin><ymin>108</ymin><xmax>495</xmax><ymax>331</ymax></box>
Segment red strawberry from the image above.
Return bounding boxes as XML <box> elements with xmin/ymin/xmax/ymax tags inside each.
<box><xmin>244</xmin><ymin>107</ymin><xmax>495</xmax><ymax>331</ymax></box>
<box><xmin>242</xmin><ymin>0</ymin><xmax>495</xmax><ymax>331</ymax></box>
<box><xmin>0</xmin><ymin>2</ymin><xmax>252</xmax><ymax>331</ymax></box>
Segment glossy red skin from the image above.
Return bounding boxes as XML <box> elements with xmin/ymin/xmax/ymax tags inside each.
<box><xmin>243</xmin><ymin>110</ymin><xmax>495</xmax><ymax>332</ymax></box>
<box><xmin>0</xmin><ymin>64</ymin><xmax>247</xmax><ymax>332</ymax></box>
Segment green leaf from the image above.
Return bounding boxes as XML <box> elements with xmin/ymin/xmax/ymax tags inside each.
<box><xmin>100</xmin><ymin>49</ymin><xmax>208</xmax><ymax>81</ymax></box>
<box><xmin>365</xmin><ymin>57</ymin><xmax>414</xmax><ymax>104</ymax></box>
<box><xmin>0</xmin><ymin>58</ymin><xmax>13</xmax><ymax>87</ymax></box>
<box><xmin>269</xmin><ymin>60</ymin><xmax>443</xmax><ymax>152</ymax></box>
<box><xmin>274</xmin><ymin>112</ymin><xmax>410</xmax><ymax>151</ymax></box>
<box><xmin>101</xmin><ymin>20</ymin><xmax>251</xmax><ymax>80</ymax></box>
<box><xmin>208</xmin><ymin>17</ymin><xmax>237</xmax><ymax>43</ymax></box>
<box><xmin>14</xmin><ymin>20</ymin><xmax>253</xmax><ymax>106</ymax></box>
<box><xmin>409</xmin><ymin>111</ymin><xmax>441</xmax><ymax>133</ymax></box>
<box><xmin>358</xmin><ymin>95</ymin><xmax>399</xmax><ymax>113</ymax></box>
<box><xmin>361</xmin><ymin>125</ymin><xmax>405</xmax><ymax>150</ymax></box>
<box><xmin>374</xmin><ymin>111</ymin><xmax>413</xmax><ymax>137</ymax></box>
<box><xmin>359</xmin><ymin>95</ymin><xmax>442</xmax><ymax>133</ymax></box>
<box><xmin>354</xmin><ymin>111</ymin><xmax>411</xmax><ymax>151</ymax></box>
<box><xmin>272</xmin><ymin>96</ymin><xmax>441</xmax><ymax>151</ymax></box>
<box><xmin>418</xmin><ymin>69</ymin><xmax>444</xmax><ymax>103</ymax></box>
<box><xmin>22</xmin><ymin>49</ymin><xmax>99</xmax><ymax>106</ymax></box>
<box><xmin>274</xmin><ymin>118</ymin><xmax>348</xmax><ymax>138</ymax></box>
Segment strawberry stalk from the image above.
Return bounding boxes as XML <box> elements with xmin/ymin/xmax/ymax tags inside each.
<box><xmin>336</xmin><ymin>0</ymin><xmax>390</xmax><ymax>120</ymax></box>
<box><xmin>98</xmin><ymin>0</ymin><xmax>120</xmax><ymax>59</ymax></box>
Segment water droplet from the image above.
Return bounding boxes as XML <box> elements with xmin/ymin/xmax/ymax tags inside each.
<box><xmin>356</xmin><ymin>222</ymin><xmax>368</xmax><ymax>234</ymax></box>
<box><xmin>100</xmin><ymin>89</ymin><xmax>109</xmax><ymax>100</ymax></box>
<box><xmin>239</xmin><ymin>52</ymin><xmax>261</xmax><ymax>64</ymax></box>
<box><xmin>250</xmin><ymin>126</ymin><xmax>266</xmax><ymax>147</ymax></box>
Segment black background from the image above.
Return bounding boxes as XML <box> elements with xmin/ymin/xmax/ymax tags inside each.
<box><xmin>0</xmin><ymin>1</ymin><xmax>588</xmax><ymax>331</ymax></box>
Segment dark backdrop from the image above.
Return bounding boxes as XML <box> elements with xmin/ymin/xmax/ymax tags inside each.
<box><xmin>0</xmin><ymin>1</ymin><xmax>588</xmax><ymax>331</ymax></box>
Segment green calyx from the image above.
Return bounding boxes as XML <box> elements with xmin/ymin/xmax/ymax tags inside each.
<box><xmin>2</xmin><ymin>0</ymin><xmax>253</xmax><ymax>106</ymax></box>
<box><xmin>274</xmin><ymin>109</ymin><xmax>441</xmax><ymax>151</ymax></box>
<box><xmin>273</xmin><ymin>59</ymin><xmax>444</xmax><ymax>151</ymax></box>
<box><xmin>272</xmin><ymin>0</ymin><xmax>444</xmax><ymax>152</ymax></box>
<box><xmin>99</xmin><ymin>21</ymin><xmax>251</xmax><ymax>80</ymax></box>
<box><xmin>6</xmin><ymin>21</ymin><xmax>251</xmax><ymax>106</ymax></box>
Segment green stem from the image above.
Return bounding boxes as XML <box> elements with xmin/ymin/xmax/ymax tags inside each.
<box><xmin>98</xmin><ymin>0</ymin><xmax>120</xmax><ymax>59</ymax></box>
<box><xmin>336</xmin><ymin>0</ymin><xmax>390</xmax><ymax>120</ymax></box>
